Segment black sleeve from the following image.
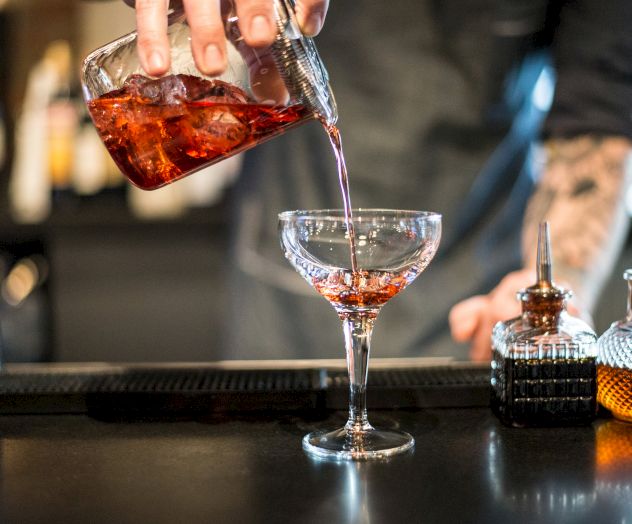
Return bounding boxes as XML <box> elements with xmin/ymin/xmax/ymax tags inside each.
<box><xmin>544</xmin><ymin>0</ymin><xmax>632</xmax><ymax>140</ymax></box>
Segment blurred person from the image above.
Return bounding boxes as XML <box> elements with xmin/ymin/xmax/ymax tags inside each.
<box><xmin>125</xmin><ymin>0</ymin><xmax>632</xmax><ymax>361</ymax></box>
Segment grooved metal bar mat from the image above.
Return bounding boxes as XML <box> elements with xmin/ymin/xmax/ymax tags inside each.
<box><xmin>0</xmin><ymin>365</ymin><xmax>491</xmax><ymax>414</ymax></box>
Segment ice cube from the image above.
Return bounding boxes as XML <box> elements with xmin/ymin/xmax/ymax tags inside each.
<box><xmin>181</xmin><ymin>105</ymin><xmax>248</xmax><ymax>157</ymax></box>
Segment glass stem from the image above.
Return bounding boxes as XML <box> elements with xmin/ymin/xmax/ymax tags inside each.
<box><xmin>342</xmin><ymin>313</ymin><xmax>376</xmax><ymax>433</ymax></box>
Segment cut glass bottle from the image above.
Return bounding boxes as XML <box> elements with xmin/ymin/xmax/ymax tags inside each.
<box><xmin>597</xmin><ymin>269</ymin><xmax>632</xmax><ymax>423</ymax></box>
<box><xmin>490</xmin><ymin>222</ymin><xmax>597</xmax><ymax>427</ymax></box>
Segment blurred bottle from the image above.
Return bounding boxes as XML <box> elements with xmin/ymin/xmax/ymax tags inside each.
<box><xmin>0</xmin><ymin>105</ymin><xmax>6</xmax><ymax>176</ymax></box>
<box><xmin>71</xmin><ymin>113</ymin><xmax>115</xmax><ymax>197</ymax></box>
<box><xmin>0</xmin><ymin>253</ymin><xmax>50</xmax><ymax>363</ymax></box>
<box><xmin>10</xmin><ymin>40</ymin><xmax>78</xmax><ymax>222</ymax></box>
<box><xmin>48</xmin><ymin>82</ymin><xmax>79</xmax><ymax>204</ymax></box>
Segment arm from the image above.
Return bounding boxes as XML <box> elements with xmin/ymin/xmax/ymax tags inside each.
<box><xmin>451</xmin><ymin>135</ymin><xmax>632</xmax><ymax>361</ymax></box>
<box><xmin>522</xmin><ymin>136</ymin><xmax>632</xmax><ymax>314</ymax></box>
<box><xmin>450</xmin><ymin>0</ymin><xmax>632</xmax><ymax>361</ymax></box>
<box><xmin>125</xmin><ymin>0</ymin><xmax>329</xmax><ymax>77</ymax></box>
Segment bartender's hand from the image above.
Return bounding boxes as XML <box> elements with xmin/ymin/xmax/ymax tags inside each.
<box><xmin>449</xmin><ymin>269</ymin><xmax>533</xmax><ymax>362</ymax></box>
<box><xmin>449</xmin><ymin>268</ymin><xmax>585</xmax><ymax>361</ymax></box>
<box><xmin>125</xmin><ymin>0</ymin><xmax>329</xmax><ymax>77</ymax></box>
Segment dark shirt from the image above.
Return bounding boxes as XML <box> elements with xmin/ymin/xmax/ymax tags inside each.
<box><xmin>223</xmin><ymin>0</ymin><xmax>632</xmax><ymax>359</ymax></box>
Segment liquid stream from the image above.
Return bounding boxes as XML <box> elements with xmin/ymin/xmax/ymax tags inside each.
<box><xmin>323</xmin><ymin>122</ymin><xmax>358</xmax><ymax>273</ymax></box>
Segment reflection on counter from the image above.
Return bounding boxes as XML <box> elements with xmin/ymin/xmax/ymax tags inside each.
<box><xmin>307</xmin><ymin>454</ymin><xmax>375</xmax><ymax>522</ymax></box>
<box><xmin>342</xmin><ymin>461</ymin><xmax>371</xmax><ymax>524</ymax></box>
<box><xmin>596</xmin><ymin>420</ymin><xmax>632</xmax><ymax>512</ymax></box>
<box><xmin>486</xmin><ymin>428</ymin><xmax>597</xmax><ymax>519</ymax></box>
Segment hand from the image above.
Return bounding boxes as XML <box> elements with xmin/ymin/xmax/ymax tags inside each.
<box><xmin>449</xmin><ymin>270</ymin><xmax>532</xmax><ymax>362</ymax></box>
<box><xmin>449</xmin><ymin>269</ymin><xmax>587</xmax><ymax>361</ymax></box>
<box><xmin>126</xmin><ymin>0</ymin><xmax>329</xmax><ymax>77</ymax></box>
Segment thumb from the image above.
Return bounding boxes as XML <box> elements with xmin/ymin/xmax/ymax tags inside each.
<box><xmin>295</xmin><ymin>0</ymin><xmax>329</xmax><ymax>36</ymax></box>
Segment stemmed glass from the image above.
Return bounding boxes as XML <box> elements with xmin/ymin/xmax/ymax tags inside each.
<box><xmin>279</xmin><ymin>209</ymin><xmax>441</xmax><ymax>460</ymax></box>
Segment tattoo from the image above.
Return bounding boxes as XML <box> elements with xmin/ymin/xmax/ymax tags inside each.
<box><xmin>522</xmin><ymin>135</ymin><xmax>632</xmax><ymax>312</ymax></box>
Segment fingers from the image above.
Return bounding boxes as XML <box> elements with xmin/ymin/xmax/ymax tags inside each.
<box><xmin>449</xmin><ymin>296</ymin><xmax>488</xmax><ymax>343</ymax></box>
<box><xmin>133</xmin><ymin>0</ymin><xmax>323</xmax><ymax>78</ymax></box>
<box><xmin>183</xmin><ymin>0</ymin><xmax>227</xmax><ymax>75</ymax></box>
<box><xmin>135</xmin><ymin>0</ymin><xmax>171</xmax><ymax>76</ymax></box>
<box><xmin>450</xmin><ymin>269</ymin><xmax>532</xmax><ymax>361</ymax></box>
<box><xmin>295</xmin><ymin>0</ymin><xmax>329</xmax><ymax>36</ymax></box>
<box><xmin>449</xmin><ymin>296</ymin><xmax>494</xmax><ymax>361</ymax></box>
<box><xmin>235</xmin><ymin>0</ymin><xmax>277</xmax><ymax>48</ymax></box>
<box><xmin>470</xmin><ymin>309</ymin><xmax>494</xmax><ymax>362</ymax></box>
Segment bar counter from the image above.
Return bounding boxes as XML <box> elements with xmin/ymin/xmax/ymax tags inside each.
<box><xmin>0</xmin><ymin>361</ymin><xmax>629</xmax><ymax>523</ymax></box>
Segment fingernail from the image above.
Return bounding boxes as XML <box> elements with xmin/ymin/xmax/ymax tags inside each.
<box><xmin>148</xmin><ymin>51</ymin><xmax>165</xmax><ymax>73</ymax></box>
<box><xmin>204</xmin><ymin>44</ymin><xmax>223</xmax><ymax>72</ymax></box>
<box><xmin>302</xmin><ymin>13</ymin><xmax>322</xmax><ymax>36</ymax></box>
<box><xmin>250</xmin><ymin>15</ymin><xmax>272</xmax><ymax>43</ymax></box>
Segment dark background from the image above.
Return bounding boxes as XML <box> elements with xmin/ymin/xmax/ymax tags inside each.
<box><xmin>0</xmin><ymin>0</ymin><xmax>630</xmax><ymax>363</ymax></box>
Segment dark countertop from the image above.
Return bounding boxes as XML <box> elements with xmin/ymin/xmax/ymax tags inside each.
<box><xmin>0</xmin><ymin>406</ymin><xmax>629</xmax><ymax>524</ymax></box>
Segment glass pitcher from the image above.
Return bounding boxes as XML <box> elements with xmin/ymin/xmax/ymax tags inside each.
<box><xmin>597</xmin><ymin>269</ymin><xmax>632</xmax><ymax>422</ymax></box>
<box><xmin>81</xmin><ymin>0</ymin><xmax>337</xmax><ymax>190</ymax></box>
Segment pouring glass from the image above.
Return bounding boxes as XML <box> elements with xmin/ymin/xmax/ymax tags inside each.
<box><xmin>81</xmin><ymin>0</ymin><xmax>337</xmax><ymax>190</ymax></box>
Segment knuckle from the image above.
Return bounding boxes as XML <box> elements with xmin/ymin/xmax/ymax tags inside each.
<box><xmin>188</xmin><ymin>15</ymin><xmax>224</xmax><ymax>35</ymax></box>
<box><xmin>238</xmin><ymin>0</ymin><xmax>274</xmax><ymax>17</ymax></box>
<box><xmin>135</xmin><ymin>0</ymin><xmax>160</xmax><ymax>12</ymax></box>
<box><xmin>137</xmin><ymin>31</ymin><xmax>165</xmax><ymax>48</ymax></box>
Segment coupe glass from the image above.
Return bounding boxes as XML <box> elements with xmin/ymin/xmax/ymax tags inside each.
<box><xmin>279</xmin><ymin>209</ymin><xmax>441</xmax><ymax>460</ymax></box>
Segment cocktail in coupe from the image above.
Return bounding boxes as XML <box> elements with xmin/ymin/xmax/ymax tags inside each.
<box><xmin>279</xmin><ymin>209</ymin><xmax>441</xmax><ymax>460</ymax></box>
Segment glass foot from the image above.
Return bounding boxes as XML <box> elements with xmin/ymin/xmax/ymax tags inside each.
<box><xmin>302</xmin><ymin>426</ymin><xmax>414</xmax><ymax>461</ymax></box>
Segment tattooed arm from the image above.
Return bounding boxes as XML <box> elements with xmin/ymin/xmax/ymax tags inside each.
<box><xmin>450</xmin><ymin>135</ymin><xmax>632</xmax><ymax>361</ymax></box>
<box><xmin>450</xmin><ymin>0</ymin><xmax>632</xmax><ymax>360</ymax></box>
<box><xmin>522</xmin><ymin>136</ymin><xmax>632</xmax><ymax>314</ymax></box>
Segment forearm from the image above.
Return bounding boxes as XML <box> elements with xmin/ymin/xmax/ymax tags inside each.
<box><xmin>522</xmin><ymin>135</ymin><xmax>632</xmax><ymax>313</ymax></box>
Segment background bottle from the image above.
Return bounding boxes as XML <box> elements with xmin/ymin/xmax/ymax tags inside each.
<box><xmin>597</xmin><ymin>269</ymin><xmax>632</xmax><ymax>422</ymax></box>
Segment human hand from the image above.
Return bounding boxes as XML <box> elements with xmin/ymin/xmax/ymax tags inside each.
<box><xmin>449</xmin><ymin>269</ymin><xmax>587</xmax><ymax>361</ymax></box>
<box><xmin>124</xmin><ymin>0</ymin><xmax>329</xmax><ymax>77</ymax></box>
<box><xmin>449</xmin><ymin>270</ymin><xmax>532</xmax><ymax>362</ymax></box>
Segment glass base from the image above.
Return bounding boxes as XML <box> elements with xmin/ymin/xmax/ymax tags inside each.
<box><xmin>302</xmin><ymin>426</ymin><xmax>414</xmax><ymax>461</ymax></box>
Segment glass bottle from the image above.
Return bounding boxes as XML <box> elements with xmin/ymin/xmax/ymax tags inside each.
<box><xmin>596</xmin><ymin>269</ymin><xmax>632</xmax><ymax>422</ymax></box>
<box><xmin>80</xmin><ymin>0</ymin><xmax>337</xmax><ymax>190</ymax></box>
<box><xmin>491</xmin><ymin>222</ymin><xmax>598</xmax><ymax>427</ymax></box>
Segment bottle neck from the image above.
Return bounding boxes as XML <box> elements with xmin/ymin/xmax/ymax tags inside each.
<box><xmin>521</xmin><ymin>299</ymin><xmax>564</xmax><ymax>327</ymax></box>
<box><xmin>520</xmin><ymin>287</ymin><xmax>567</xmax><ymax>328</ymax></box>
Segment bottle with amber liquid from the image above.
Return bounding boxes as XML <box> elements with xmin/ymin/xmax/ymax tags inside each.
<box><xmin>597</xmin><ymin>270</ymin><xmax>632</xmax><ymax>422</ymax></box>
<box><xmin>491</xmin><ymin>222</ymin><xmax>598</xmax><ymax>427</ymax></box>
